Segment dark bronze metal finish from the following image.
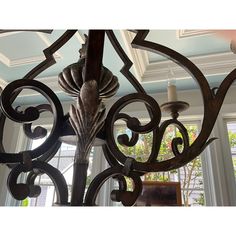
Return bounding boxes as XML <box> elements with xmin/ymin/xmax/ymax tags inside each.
<box><xmin>0</xmin><ymin>29</ymin><xmax>235</xmax><ymax>206</ymax></box>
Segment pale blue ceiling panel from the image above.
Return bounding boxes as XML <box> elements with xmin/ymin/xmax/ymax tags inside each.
<box><xmin>0</xmin><ymin>32</ymin><xmax>46</xmax><ymax>60</ymax></box>
<box><xmin>146</xmin><ymin>30</ymin><xmax>231</xmax><ymax>63</ymax></box>
<box><xmin>1</xmin><ymin>30</ymin><xmax>234</xmax><ymax>106</ymax></box>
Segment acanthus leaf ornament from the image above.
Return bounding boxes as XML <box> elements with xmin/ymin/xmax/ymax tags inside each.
<box><xmin>58</xmin><ymin>59</ymin><xmax>119</xmax><ymax>99</ymax></box>
<box><xmin>69</xmin><ymin>80</ymin><xmax>106</xmax><ymax>162</ymax></box>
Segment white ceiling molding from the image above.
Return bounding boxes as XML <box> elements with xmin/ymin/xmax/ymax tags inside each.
<box><xmin>11</xmin><ymin>55</ymin><xmax>61</xmax><ymax>67</ymax></box>
<box><xmin>120</xmin><ymin>30</ymin><xmax>149</xmax><ymax>82</ymax></box>
<box><xmin>75</xmin><ymin>31</ymin><xmax>86</xmax><ymax>44</ymax></box>
<box><xmin>0</xmin><ymin>52</ymin><xmax>11</xmax><ymax>66</ymax></box>
<box><xmin>18</xmin><ymin>76</ymin><xmax>63</xmax><ymax>97</ymax></box>
<box><xmin>16</xmin><ymin>52</ymin><xmax>236</xmax><ymax>96</ymax></box>
<box><xmin>0</xmin><ymin>32</ymin><xmax>21</xmax><ymax>38</ymax></box>
<box><xmin>177</xmin><ymin>30</ymin><xmax>213</xmax><ymax>39</ymax></box>
<box><xmin>0</xmin><ymin>77</ymin><xmax>8</xmax><ymax>90</ymax></box>
<box><xmin>0</xmin><ymin>53</ymin><xmax>62</xmax><ymax>67</ymax></box>
<box><xmin>120</xmin><ymin>30</ymin><xmax>235</xmax><ymax>84</ymax></box>
<box><xmin>142</xmin><ymin>52</ymin><xmax>236</xmax><ymax>83</ymax></box>
<box><xmin>36</xmin><ymin>32</ymin><xmax>62</xmax><ymax>59</ymax></box>
<box><xmin>0</xmin><ymin>32</ymin><xmax>62</xmax><ymax>67</ymax></box>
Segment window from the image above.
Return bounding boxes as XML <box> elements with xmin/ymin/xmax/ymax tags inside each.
<box><xmin>226</xmin><ymin>121</ymin><xmax>236</xmax><ymax>179</ymax></box>
<box><xmin>22</xmin><ymin>136</ymin><xmax>94</xmax><ymax>206</ymax></box>
<box><xmin>114</xmin><ymin>122</ymin><xmax>205</xmax><ymax>206</ymax></box>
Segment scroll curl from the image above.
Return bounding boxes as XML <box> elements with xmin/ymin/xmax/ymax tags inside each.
<box><xmin>22</xmin><ymin>104</ymin><xmax>52</xmax><ymax>140</ymax></box>
<box><xmin>0</xmin><ymin>79</ymin><xmax>64</xmax><ymax>164</ymax></box>
<box><xmin>84</xmin><ymin>165</ymin><xmax>142</xmax><ymax>206</ymax></box>
<box><xmin>105</xmin><ymin>93</ymin><xmax>161</xmax><ymax>166</ymax></box>
<box><xmin>7</xmin><ymin>160</ymin><xmax>68</xmax><ymax>205</ymax></box>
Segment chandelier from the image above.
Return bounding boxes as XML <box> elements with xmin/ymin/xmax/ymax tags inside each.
<box><xmin>0</xmin><ymin>30</ymin><xmax>235</xmax><ymax>206</ymax></box>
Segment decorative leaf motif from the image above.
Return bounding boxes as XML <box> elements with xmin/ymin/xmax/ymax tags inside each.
<box><xmin>58</xmin><ymin>58</ymin><xmax>119</xmax><ymax>99</ymax></box>
<box><xmin>69</xmin><ymin>80</ymin><xmax>105</xmax><ymax>162</ymax></box>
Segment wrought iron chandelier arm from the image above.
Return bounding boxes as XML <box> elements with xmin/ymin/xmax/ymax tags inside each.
<box><xmin>131</xmin><ymin>30</ymin><xmax>213</xmax><ymax>102</ymax></box>
<box><xmin>0</xmin><ymin>79</ymin><xmax>64</xmax><ymax>164</ymax></box>
<box><xmin>215</xmin><ymin>68</ymin><xmax>236</xmax><ymax>107</ymax></box>
<box><xmin>107</xmin><ymin>93</ymin><xmax>161</xmax><ymax>134</ymax></box>
<box><xmin>8</xmin><ymin>160</ymin><xmax>69</xmax><ymax>204</ymax></box>
<box><xmin>22</xmin><ymin>30</ymin><xmax>77</xmax><ymax>81</ymax></box>
<box><xmin>105</xmin><ymin>30</ymin><xmax>154</xmax><ymax>125</ymax></box>
<box><xmin>105</xmin><ymin>30</ymin><xmax>146</xmax><ymax>94</ymax></box>
<box><xmin>131</xmin><ymin>30</ymin><xmax>220</xmax><ymax>149</ymax></box>
<box><xmin>147</xmin><ymin>119</ymin><xmax>190</xmax><ymax>163</ymax></box>
<box><xmin>84</xmin><ymin>165</ymin><xmax>142</xmax><ymax>206</ymax></box>
<box><xmin>23</xmin><ymin>104</ymin><xmax>52</xmax><ymax>140</ymax></box>
<box><xmin>161</xmin><ymin>119</ymin><xmax>189</xmax><ymax>155</ymax></box>
<box><xmin>102</xmin><ymin>145</ymin><xmax>120</xmax><ymax>167</ymax></box>
<box><xmin>0</xmin><ymin>31</ymin><xmax>77</xmax><ymax>162</ymax></box>
<box><xmin>105</xmin><ymin>93</ymin><xmax>161</xmax><ymax>165</ymax></box>
<box><xmin>109</xmin><ymin>30</ymin><xmax>218</xmax><ymax>172</ymax></box>
<box><xmin>37</xmin><ymin>140</ymin><xmax>62</xmax><ymax>163</ymax></box>
<box><xmin>190</xmin><ymin>68</ymin><xmax>236</xmax><ymax>156</ymax></box>
<box><xmin>115</xmin><ymin>113</ymin><xmax>139</xmax><ymax>147</ymax></box>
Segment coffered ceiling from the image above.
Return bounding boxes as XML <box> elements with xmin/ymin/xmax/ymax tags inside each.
<box><xmin>0</xmin><ymin>30</ymin><xmax>234</xmax><ymax>105</ymax></box>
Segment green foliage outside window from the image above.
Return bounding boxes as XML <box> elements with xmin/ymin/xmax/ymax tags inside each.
<box><xmin>116</xmin><ymin>123</ymin><xmax>204</xmax><ymax>206</ymax></box>
<box><xmin>227</xmin><ymin>129</ymin><xmax>236</xmax><ymax>176</ymax></box>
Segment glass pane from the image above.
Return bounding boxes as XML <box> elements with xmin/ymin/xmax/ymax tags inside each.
<box><xmin>58</xmin><ymin>157</ymin><xmax>74</xmax><ymax>173</ymax></box>
<box><xmin>179</xmin><ymin>158</ymin><xmax>204</xmax><ymax>189</ymax></box>
<box><xmin>48</xmin><ymin>157</ymin><xmax>59</xmax><ymax>168</ymax></box>
<box><xmin>60</xmin><ymin>143</ymin><xmax>76</xmax><ymax>157</ymax></box>
<box><xmin>28</xmin><ymin>197</ymin><xmax>36</xmax><ymax>206</ymax></box>
<box><xmin>35</xmin><ymin>185</ymin><xmax>55</xmax><ymax>206</ymax></box>
<box><xmin>227</xmin><ymin>122</ymin><xmax>236</xmax><ymax>178</ymax></box>
<box><xmin>182</xmin><ymin>190</ymin><xmax>205</xmax><ymax>206</ymax></box>
<box><xmin>39</xmin><ymin>174</ymin><xmax>53</xmax><ymax>184</ymax></box>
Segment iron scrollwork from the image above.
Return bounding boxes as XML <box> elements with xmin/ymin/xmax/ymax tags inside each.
<box><xmin>0</xmin><ymin>29</ymin><xmax>236</xmax><ymax>206</ymax></box>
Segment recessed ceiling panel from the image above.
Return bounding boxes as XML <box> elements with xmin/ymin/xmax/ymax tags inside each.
<box><xmin>0</xmin><ymin>32</ymin><xmax>50</xmax><ymax>64</ymax></box>
<box><xmin>146</xmin><ymin>30</ymin><xmax>231</xmax><ymax>63</ymax></box>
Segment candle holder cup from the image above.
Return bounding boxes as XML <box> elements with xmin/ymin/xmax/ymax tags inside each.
<box><xmin>160</xmin><ymin>101</ymin><xmax>189</xmax><ymax>119</ymax></box>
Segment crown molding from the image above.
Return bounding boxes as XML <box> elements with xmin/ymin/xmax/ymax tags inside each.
<box><xmin>0</xmin><ymin>77</ymin><xmax>8</xmax><ymax>90</ymax></box>
<box><xmin>120</xmin><ymin>30</ymin><xmax>149</xmax><ymax>82</ymax></box>
<box><xmin>0</xmin><ymin>32</ymin><xmax>21</xmax><ymax>37</ymax></box>
<box><xmin>143</xmin><ymin>52</ymin><xmax>236</xmax><ymax>83</ymax></box>
<box><xmin>10</xmin><ymin>55</ymin><xmax>62</xmax><ymax>67</ymax></box>
<box><xmin>36</xmin><ymin>32</ymin><xmax>62</xmax><ymax>59</ymax></box>
<box><xmin>0</xmin><ymin>32</ymin><xmax>62</xmax><ymax>67</ymax></box>
<box><xmin>0</xmin><ymin>52</ymin><xmax>10</xmax><ymax>66</ymax></box>
<box><xmin>18</xmin><ymin>76</ymin><xmax>63</xmax><ymax>97</ymax></box>
<box><xmin>9</xmin><ymin>52</ymin><xmax>236</xmax><ymax>98</ymax></box>
<box><xmin>1</xmin><ymin>54</ymin><xmax>61</xmax><ymax>67</ymax></box>
<box><xmin>177</xmin><ymin>30</ymin><xmax>213</xmax><ymax>39</ymax></box>
<box><xmin>120</xmin><ymin>30</ymin><xmax>235</xmax><ymax>84</ymax></box>
<box><xmin>75</xmin><ymin>31</ymin><xmax>86</xmax><ymax>44</ymax></box>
